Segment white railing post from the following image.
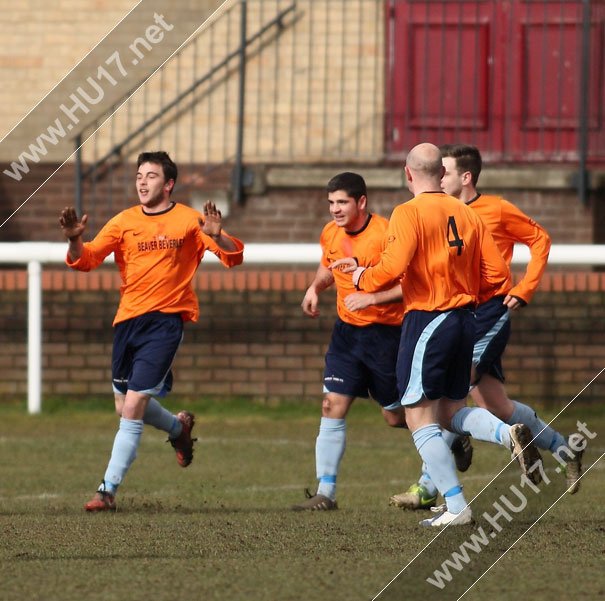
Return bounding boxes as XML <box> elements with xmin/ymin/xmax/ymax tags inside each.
<box><xmin>27</xmin><ymin>260</ymin><xmax>42</xmax><ymax>414</ymax></box>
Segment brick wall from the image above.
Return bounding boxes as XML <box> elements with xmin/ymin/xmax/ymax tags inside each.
<box><xmin>1</xmin><ymin>267</ymin><xmax>604</xmax><ymax>406</ymax></box>
<box><xmin>1</xmin><ymin>161</ymin><xmax>597</xmax><ymax>243</ymax></box>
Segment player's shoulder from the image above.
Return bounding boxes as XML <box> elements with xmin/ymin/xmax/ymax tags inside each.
<box><xmin>475</xmin><ymin>193</ymin><xmax>508</xmax><ymax>206</ymax></box>
<box><xmin>319</xmin><ymin>220</ymin><xmax>339</xmax><ymax>249</ymax></box>
<box><xmin>477</xmin><ymin>193</ymin><xmax>502</xmax><ymax>200</ymax></box>
<box><xmin>477</xmin><ymin>193</ymin><xmax>525</xmax><ymax>219</ymax></box>
<box><xmin>111</xmin><ymin>205</ymin><xmax>140</xmax><ymax>226</ymax></box>
<box><xmin>321</xmin><ymin>220</ymin><xmax>339</xmax><ymax>237</ymax></box>
<box><xmin>165</xmin><ymin>202</ymin><xmax>207</xmax><ymax>229</ymax></box>
<box><xmin>368</xmin><ymin>212</ymin><xmax>390</xmax><ymax>230</ymax></box>
<box><xmin>171</xmin><ymin>202</ymin><xmax>200</xmax><ymax>216</ymax></box>
<box><xmin>117</xmin><ymin>204</ymin><xmax>140</xmax><ymax>217</ymax></box>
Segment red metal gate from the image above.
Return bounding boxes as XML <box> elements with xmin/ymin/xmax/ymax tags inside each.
<box><xmin>386</xmin><ymin>0</ymin><xmax>605</xmax><ymax>163</ymax></box>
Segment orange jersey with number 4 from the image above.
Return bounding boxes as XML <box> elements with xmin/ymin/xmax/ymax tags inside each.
<box><xmin>66</xmin><ymin>203</ymin><xmax>244</xmax><ymax>325</ymax></box>
<box><xmin>320</xmin><ymin>215</ymin><xmax>403</xmax><ymax>327</ymax></box>
<box><xmin>358</xmin><ymin>192</ymin><xmax>510</xmax><ymax>314</ymax></box>
<box><xmin>469</xmin><ymin>194</ymin><xmax>550</xmax><ymax>304</ymax></box>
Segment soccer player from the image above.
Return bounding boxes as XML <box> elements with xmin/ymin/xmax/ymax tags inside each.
<box><xmin>292</xmin><ymin>172</ymin><xmax>472</xmax><ymax>511</ymax></box>
<box><xmin>390</xmin><ymin>144</ymin><xmax>584</xmax><ymax>510</ymax></box>
<box><xmin>59</xmin><ymin>151</ymin><xmax>244</xmax><ymax>512</ymax></box>
<box><xmin>332</xmin><ymin>143</ymin><xmax>543</xmax><ymax>527</ymax></box>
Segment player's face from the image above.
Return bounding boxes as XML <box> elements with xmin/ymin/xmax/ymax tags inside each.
<box><xmin>441</xmin><ymin>157</ymin><xmax>464</xmax><ymax>198</ymax></box>
<box><xmin>327</xmin><ymin>190</ymin><xmax>367</xmax><ymax>230</ymax></box>
<box><xmin>136</xmin><ymin>162</ymin><xmax>173</xmax><ymax>210</ymax></box>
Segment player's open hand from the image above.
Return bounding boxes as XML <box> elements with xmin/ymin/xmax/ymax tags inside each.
<box><xmin>199</xmin><ymin>201</ymin><xmax>223</xmax><ymax>238</ymax></box>
<box><xmin>59</xmin><ymin>207</ymin><xmax>88</xmax><ymax>241</ymax></box>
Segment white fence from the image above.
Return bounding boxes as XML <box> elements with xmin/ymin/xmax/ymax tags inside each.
<box><xmin>1</xmin><ymin>242</ymin><xmax>604</xmax><ymax>414</ymax></box>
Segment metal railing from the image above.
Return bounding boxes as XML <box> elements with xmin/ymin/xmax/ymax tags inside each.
<box><xmin>76</xmin><ymin>0</ymin><xmax>299</xmax><ymax>224</ymax></box>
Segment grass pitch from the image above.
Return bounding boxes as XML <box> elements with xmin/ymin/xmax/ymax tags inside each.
<box><xmin>0</xmin><ymin>398</ymin><xmax>603</xmax><ymax>601</ymax></box>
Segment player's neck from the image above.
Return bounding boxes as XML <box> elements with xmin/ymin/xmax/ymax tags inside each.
<box><xmin>141</xmin><ymin>198</ymin><xmax>174</xmax><ymax>214</ymax></box>
<box><xmin>460</xmin><ymin>187</ymin><xmax>479</xmax><ymax>204</ymax></box>
<box><xmin>345</xmin><ymin>213</ymin><xmax>371</xmax><ymax>236</ymax></box>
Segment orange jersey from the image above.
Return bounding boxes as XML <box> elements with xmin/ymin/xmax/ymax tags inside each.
<box><xmin>320</xmin><ymin>214</ymin><xmax>404</xmax><ymax>326</ymax></box>
<box><xmin>66</xmin><ymin>202</ymin><xmax>244</xmax><ymax>325</ymax></box>
<box><xmin>358</xmin><ymin>192</ymin><xmax>510</xmax><ymax>314</ymax></box>
<box><xmin>468</xmin><ymin>194</ymin><xmax>551</xmax><ymax>303</ymax></box>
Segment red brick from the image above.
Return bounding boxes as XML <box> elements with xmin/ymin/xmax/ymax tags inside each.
<box><xmin>267</xmin><ymin>382</ymin><xmax>304</xmax><ymax>396</ymax></box>
<box><xmin>551</xmin><ymin>273</ymin><xmax>564</xmax><ymax>291</ymax></box>
<box><xmin>213</xmin><ymin>369</ymin><xmax>249</xmax><ymax>382</ymax></box>
<box><xmin>250</xmin><ymin>369</ymin><xmax>279</xmax><ymax>382</ymax></box>
<box><xmin>271</xmin><ymin>272</ymin><xmax>283</xmax><ymax>290</ymax></box>
<box><xmin>268</xmin><ymin>356</ymin><xmax>303</xmax><ymax>369</ymax></box>
<box><xmin>564</xmin><ymin>273</ymin><xmax>578</xmax><ymax>291</ymax></box>
<box><xmin>199</xmin><ymin>382</ymin><xmax>233</xmax><ymax>394</ymax></box>
<box><xmin>232</xmin><ymin>382</ymin><xmax>267</xmax><ymax>395</ymax></box>
<box><xmin>259</xmin><ymin>272</ymin><xmax>271</xmax><ymax>290</ymax></box>
<box><xmin>283</xmin><ymin>272</ymin><xmax>295</xmax><ymax>291</ymax></box>
<box><xmin>101</xmin><ymin>271</ymin><xmax>115</xmax><ymax>289</ymax></box>
<box><xmin>285</xmin><ymin>370</ymin><xmax>317</xmax><ymax>382</ymax></box>
<box><xmin>250</xmin><ymin>343</ymin><xmax>285</xmax><ymax>356</ymax></box>
<box><xmin>231</xmin><ymin>356</ymin><xmax>267</xmax><ymax>369</ymax></box>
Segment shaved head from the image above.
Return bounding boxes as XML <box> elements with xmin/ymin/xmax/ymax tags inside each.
<box><xmin>404</xmin><ymin>142</ymin><xmax>445</xmax><ymax>194</ymax></box>
<box><xmin>405</xmin><ymin>143</ymin><xmax>443</xmax><ymax>177</ymax></box>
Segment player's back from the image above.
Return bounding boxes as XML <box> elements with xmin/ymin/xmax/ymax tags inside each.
<box><xmin>395</xmin><ymin>192</ymin><xmax>491</xmax><ymax>312</ymax></box>
<box><xmin>468</xmin><ymin>193</ymin><xmax>549</xmax><ymax>303</ymax></box>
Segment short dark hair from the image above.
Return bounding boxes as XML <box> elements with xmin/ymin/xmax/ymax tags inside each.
<box><xmin>439</xmin><ymin>144</ymin><xmax>482</xmax><ymax>186</ymax></box>
<box><xmin>326</xmin><ymin>172</ymin><xmax>367</xmax><ymax>201</ymax></box>
<box><xmin>137</xmin><ymin>151</ymin><xmax>178</xmax><ymax>189</ymax></box>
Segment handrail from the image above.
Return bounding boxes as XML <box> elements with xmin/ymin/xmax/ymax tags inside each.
<box><xmin>1</xmin><ymin>242</ymin><xmax>604</xmax><ymax>265</ymax></box>
<box><xmin>80</xmin><ymin>2</ymin><xmax>296</xmax><ymax>181</ymax></box>
<box><xmin>0</xmin><ymin>242</ymin><xmax>321</xmax><ymax>264</ymax></box>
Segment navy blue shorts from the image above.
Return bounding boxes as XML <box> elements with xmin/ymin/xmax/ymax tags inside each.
<box><xmin>397</xmin><ymin>308</ymin><xmax>476</xmax><ymax>405</ymax></box>
<box><xmin>323</xmin><ymin>318</ymin><xmax>401</xmax><ymax>408</ymax></box>
<box><xmin>112</xmin><ymin>312</ymin><xmax>184</xmax><ymax>396</ymax></box>
<box><xmin>473</xmin><ymin>295</ymin><xmax>511</xmax><ymax>383</ymax></box>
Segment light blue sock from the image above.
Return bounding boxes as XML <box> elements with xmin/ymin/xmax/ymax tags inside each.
<box><xmin>417</xmin><ymin>430</ymin><xmax>458</xmax><ymax>497</ymax></box>
<box><xmin>451</xmin><ymin>406</ymin><xmax>511</xmax><ymax>449</ymax></box>
<box><xmin>412</xmin><ymin>424</ymin><xmax>467</xmax><ymax>514</ymax></box>
<box><xmin>144</xmin><ymin>397</ymin><xmax>181</xmax><ymax>437</ymax></box>
<box><xmin>418</xmin><ymin>463</ymin><xmax>438</xmax><ymax>497</ymax></box>
<box><xmin>315</xmin><ymin>417</ymin><xmax>346</xmax><ymax>500</ymax></box>
<box><xmin>441</xmin><ymin>429</ymin><xmax>459</xmax><ymax>448</ymax></box>
<box><xmin>509</xmin><ymin>400</ymin><xmax>566</xmax><ymax>453</ymax></box>
<box><xmin>102</xmin><ymin>418</ymin><xmax>144</xmax><ymax>494</ymax></box>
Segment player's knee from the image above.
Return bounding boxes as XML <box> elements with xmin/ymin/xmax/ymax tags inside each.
<box><xmin>491</xmin><ymin>405</ymin><xmax>512</xmax><ymax>422</ymax></box>
<box><xmin>383</xmin><ymin>409</ymin><xmax>408</xmax><ymax>428</ymax></box>
<box><xmin>321</xmin><ymin>395</ymin><xmax>350</xmax><ymax>418</ymax></box>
